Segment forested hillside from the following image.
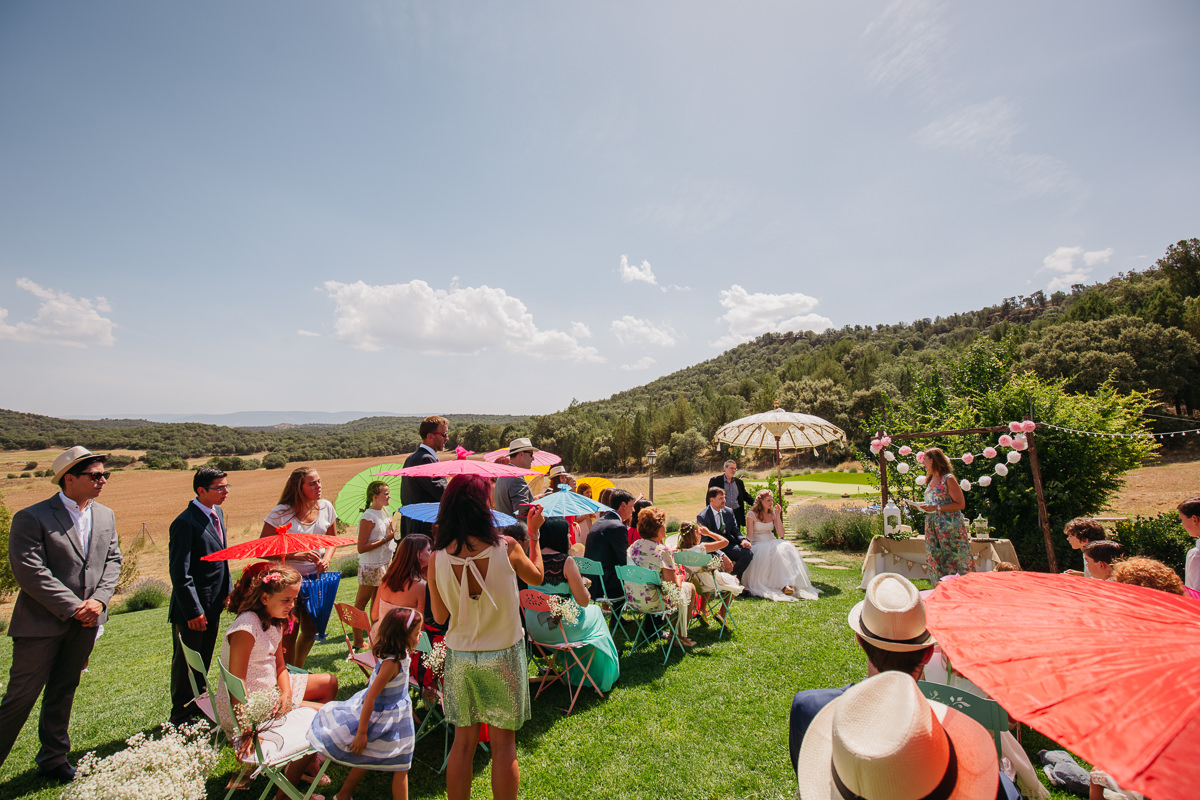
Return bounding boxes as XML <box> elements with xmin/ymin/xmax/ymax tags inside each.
<box><xmin>2</xmin><ymin>239</ymin><xmax>1196</xmax><ymax>476</ymax></box>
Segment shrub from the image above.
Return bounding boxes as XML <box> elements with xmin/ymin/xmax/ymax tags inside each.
<box><xmin>336</xmin><ymin>555</ymin><xmax>359</xmax><ymax>577</ymax></box>
<box><xmin>0</xmin><ymin>496</ymin><xmax>14</xmax><ymax>600</ymax></box>
<box><xmin>665</xmin><ymin>519</ymin><xmax>681</xmax><ymax>534</ymax></box>
<box><xmin>201</xmin><ymin>455</ymin><xmax>261</xmax><ymax>472</ymax></box>
<box><xmin>793</xmin><ymin>504</ymin><xmax>877</xmax><ymax>551</ymax></box>
<box><xmin>19</xmin><ymin>472</ymin><xmax>30</xmax><ymax>478</ymax></box>
<box><xmin>23</xmin><ymin>460</ymin><xmax>37</xmax><ymax>471</ymax></box>
<box><xmin>1113</xmin><ymin>512</ymin><xmax>1191</xmax><ymax>577</ymax></box>
<box><xmin>114</xmin><ymin>578</ymin><xmax>170</xmax><ymax>614</ymax></box>
<box><xmin>262</xmin><ymin>453</ymin><xmax>288</xmax><ymax>469</ymax></box>
<box><xmin>0</xmin><ymin>617</ymin><xmax>6</xmax><ymax>634</ymax></box>
<box><xmin>5</xmin><ymin>474</ymin><xmax>15</xmax><ymax>480</ymax></box>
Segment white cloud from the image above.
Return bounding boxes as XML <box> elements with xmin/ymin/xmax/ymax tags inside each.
<box><xmin>0</xmin><ymin>279</ymin><xmax>116</xmax><ymax>347</ymax></box>
<box><xmin>618</xmin><ymin>255</ymin><xmax>657</xmax><ymax>285</ymax></box>
<box><xmin>322</xmin><ymin>279</ymin><xmax>603</xmax><ymax>362</ymax></box>
<box><xmin>297</xmin><ymin>329</ymin><xmax>320</xmax><ymax>337</ymax></box>
<box><xmin>621</xmin><ymin>356</ymin><xmax>657</xmax><ymax>371</ymax></box>
<box><xmin>863</xmin><ymin>0</ymin><xmax>950</xmax><ymax>95</ymax></box>
<box><xmin>712</xmin><ymin>285</ymin><xmax>833</xmax><ymax>348</ymax></box>
<box><xmin>570</xmin><ymin>322</ymin><xmax>592</xmax><ymax>339</ymax></box>
<box><xmin>1039</xmin><ymin>246</ymin><xmax>1114</xmax><ymax>291</ymax></box>
<box><xmin>610</xmin><ymin>315</ymin><xmax>678</xmax><ymax>347</ymax></box>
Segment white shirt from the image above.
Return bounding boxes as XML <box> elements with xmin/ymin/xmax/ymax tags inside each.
<box><xmin>58</xmin><ymin>491</ymin><xmax>93</xmax><ymax>554</ymax></box>
<box><xmin>419</xmin><ymin>443</ymin><xmax>438</xmax><ymax>458</ymax></box>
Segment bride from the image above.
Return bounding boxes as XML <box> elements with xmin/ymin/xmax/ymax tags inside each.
<box><xmin>741</xmin><ymin>490</ymin><xmax>821</xmax><ymax>602</ymax></box>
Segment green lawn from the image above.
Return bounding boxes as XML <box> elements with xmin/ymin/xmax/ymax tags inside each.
<box><xmin>0</xmin><ymin>558</ymin><xmax>1073</xmax><ymax>799</ymax></box>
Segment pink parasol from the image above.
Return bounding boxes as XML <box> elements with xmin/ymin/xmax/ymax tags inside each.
<box><xmin>480</xmin><ymin>447</ymin><xmax>561</xmax><ymax>467</ymax></box>
<box><xmin>376</xmin><ymin>449</ymin><xmax>540</xmax><ymax>479</ymax></box>
<box><xmin>925</xmin><ymin>571</ymin><xmax>1200</xmax><ymax>800</ymax></box>
<box><xmin>202</xmin><ymin>524</ymin><xmax>355</xmax><ymax>562</ymax></box>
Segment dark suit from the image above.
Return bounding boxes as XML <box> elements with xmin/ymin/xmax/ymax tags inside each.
<box><xmin>582</xmin><ymin>512</ymin><xmax>628</xmax><ymax>601</ymax></box>
<box><xmin>707</xmin><ymin>474</ymin><xmax>749</xmax><ymax>527</ymax></box>
<box><xmin>167</xmin><ymin>501</ymin><xmax>232</xmax><ymax>724</ymax></box>
<box><xmin>696</xmin><ymin>505</ymin><xmax>753</xmax><ymax>579</ymax></box>
<box><xmin>399</xmin><ymin>445</ymin><xmax>446</xmax><ymax>537</ymax></box>
<box><xmin>0</xmin><ymin>494</ymin><xmax>121</xmax><ymax>771</ymax></box>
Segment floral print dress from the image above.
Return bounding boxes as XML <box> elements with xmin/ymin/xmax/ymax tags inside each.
<box><xmin>924</xmin><ymin>475</ymin><xmax>971</xmax><ymax>582</ymax></box>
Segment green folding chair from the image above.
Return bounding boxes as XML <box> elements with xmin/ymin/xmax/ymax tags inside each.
<box><xmin>672</xmin><ymin>549</ymin><xmax>737</xmax><ymax>640</ymax></box>
<box><xmin>412</xmin><ymin>632</ymin><xmax>489</xmax><ymax>773</ymax></box>
<box><xmin>574</xmin><ymin>556</ymin><xmax>629</xmax><ymax>639</ymax></box>
<box><xmin>520</xmin><ymin>589</ymin><xmax>604</xmax><ymax>715</ymax></box>
<box><xmin>176</xmin><ymin>634</ymin><xmax>222</xmax><ymax>737</ymax></box>
<box><xmin>215</xmin><ymin>659</ymin><xmax>331</xmax><ymax>800</ymax></box>
<box><xmin>918</xmin><ymin>681</ymin><xmax>1009</xmax><ymax>758</ymax></box>
<box><xmin>615</xmin><ymin>564</ymin><xmax>686</xmax><ymax>664</ymax></box>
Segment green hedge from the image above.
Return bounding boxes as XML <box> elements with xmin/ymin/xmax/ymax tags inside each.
<box><xmin>1113</xmin><ymin>512</ymin><xmax>1192</xmax><ymax>576</ymax></box>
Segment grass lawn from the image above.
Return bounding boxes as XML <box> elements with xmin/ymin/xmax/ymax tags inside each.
<box><xmin>0</xmin><ymin>554</ymin><xmax>1076</xmax><ymax>799</ymax></box>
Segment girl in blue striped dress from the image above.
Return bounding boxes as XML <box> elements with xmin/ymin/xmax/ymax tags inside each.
<box><xmin>307</xmin><ymin>607</ymin><xmax>421</xmax><ymax>800</ymax></box>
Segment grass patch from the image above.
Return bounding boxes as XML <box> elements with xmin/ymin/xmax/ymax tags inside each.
<box><xmin>786</xmin><ymin>472</ymin><xmax>874</xmax><ymax>485</ymax></box>
<box><xmin>0</xmin><ymin>563</ymin><xmax>1075</xmax><ymax>799</ymax></box>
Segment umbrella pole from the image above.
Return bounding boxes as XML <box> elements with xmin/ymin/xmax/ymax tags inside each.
<box><xmin>775</xmin><ymin>436</ymin><xmax>782</xmax><ymax>502</ymax></box>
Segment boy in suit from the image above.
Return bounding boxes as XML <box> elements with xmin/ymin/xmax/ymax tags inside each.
<box><xmin>168</xmin><ymin>466</ymin><xmax>233</xmax><ymax>725</ymax></box>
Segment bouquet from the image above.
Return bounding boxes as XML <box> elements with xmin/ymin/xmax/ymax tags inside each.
<box><xmin>706</xmin><ymin>554</ymin><xmax>723</xmax><ymax>572</ymax></box>
<box><xmin>234</xmin><ymin>687</ymin><xmax>284</xmax><ymax>744</ymax></box>
<box><xmin>544</xmin><ymin>595</ymin><xmax>581</xmax><ymax>627</ymax></box>
<box><xmin>661</xmin><ymin>582</ymin><xmax>685</xmax><ymax>611</ymax></box>
<box><xmin>425</xmin><ymin>641</ymin><xmax>448</xmax><ymax>679</ymax></box>
<box><xmin>63</xmin><ymin>722</ymin><xmax>220</xmax><ymax>800</ymax></box>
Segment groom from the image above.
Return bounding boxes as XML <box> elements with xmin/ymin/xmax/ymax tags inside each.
<box><xmin>696</xmin><ymin>487</ymin><xmax>753</xmax><ymax>581</ymax></box>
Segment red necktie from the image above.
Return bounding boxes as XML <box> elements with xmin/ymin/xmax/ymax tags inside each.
<box><xmin>211</xmin><ymin>512</ymin><xmax>225</xmax><ymax>546</ymax></box>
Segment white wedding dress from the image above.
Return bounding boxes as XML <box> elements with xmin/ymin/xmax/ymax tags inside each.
<box><xmin>741</xmin><ymin>517</ymin><xmax>821</xmax><ymax>602</ymax></box>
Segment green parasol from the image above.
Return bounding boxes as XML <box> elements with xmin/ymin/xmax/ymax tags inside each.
<box><xmin>333</xmin><ymin>462</ymin><xmax>405</xmax><ymax>525</ymax></box>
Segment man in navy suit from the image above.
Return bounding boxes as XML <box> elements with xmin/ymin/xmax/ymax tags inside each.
<box><xmin>399</xmin><ymin>416</ymin><xmax>448</xmax><ymax>537</ymax></box>
<box><xmin>583</xmin><ymin>489</ymin><xmax>636</xmax><ymax>601</ymax></box>
<box><xmin>0</xmin><ymin>446</ymin><xmax>122</xmax><ymax>782</ymax></box>
<box><xmin>695</xmin><ymin>486</ymin><xmax>753</xmax><ymax>581</ymax></box>
<box><xmin>168</xmin><ymin>466</ymin><xmax>233</xmax><ymax>726</ymax></box>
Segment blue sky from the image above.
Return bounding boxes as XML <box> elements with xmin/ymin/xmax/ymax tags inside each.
<box><xmin>1</xmin><ymin>1</ymin><xmax>1196</xmax><ymax>419</ymax></box>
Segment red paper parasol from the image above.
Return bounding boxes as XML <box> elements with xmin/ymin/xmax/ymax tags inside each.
<box><xmin>924</xmin><ymin>571</ymin><xmax>1200</xmax><ymax>800</ymax></box>
<box><xmin>375</xmin><ymin>451</ymin><xmax>540</xmax><ymax>479</ymax></box>
<box><xmin>480</xmin><ymin>447</ymin><xmax>561</xmax><ymax>467</ymax></box>
<box><xmin>202</xmin><ymin>524</ymin><xmax>356</xmax><ymax>562</ymax></box>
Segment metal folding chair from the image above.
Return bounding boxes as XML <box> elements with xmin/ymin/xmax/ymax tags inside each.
<box><xmin>519</xmin><ymin>589</ymin><xmax>604</xmax><ymax>715</ymax></box>
<box><xmin>672</xmin><ymin>549</ymin><xmax>736</xmax><ymax>640</ymax></box>
<box><xmin>333</xmin><ymin>602</ymin><xmax>378</xmax><ymax>678</ymax></box>
<box><xmin>615</xmin><ymin>564</ymin><xmax>686</xmax><ymax>664</ymax></box>
<box><xmin>574</xmin><ymin>556</ymin><xmax>629</xmax><ymax>639</ymax></box>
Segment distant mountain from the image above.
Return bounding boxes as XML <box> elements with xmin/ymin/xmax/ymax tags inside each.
<box><xmin>70</xmin><ymin>411</ymin><xmax>412</xmax><ymax>427</ymax></box>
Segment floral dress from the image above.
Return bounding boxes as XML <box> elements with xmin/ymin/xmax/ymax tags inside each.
<box><xmin>924</xmin><ymin>475</ymin><xmax>971</xmax><ymax>582</ymax></box>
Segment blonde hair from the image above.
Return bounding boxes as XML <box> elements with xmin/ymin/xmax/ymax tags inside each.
<box><xmin>751</xmin><ymin>489</ymin><xmax>773</xmax><ymax>519</ymax></box>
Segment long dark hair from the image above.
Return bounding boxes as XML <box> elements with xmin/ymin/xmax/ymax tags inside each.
<box><xmin>373</xmin><ymin>606</ymin><xmax>423</xmax><ymax>659</ymax></box>
<box><xmin>539</xmin><ymin>517</ymin><xmax>570</xmax><ymax>552</ymax></box>
<box><xmin>383</xmin><ymin>533</ymin><xmax>430</xmax><ymax>593</ymax></box>
<box><xmin>434</xmin><ymin>474</ymin><xmax>498</xmax><ymax>554</ymax></box>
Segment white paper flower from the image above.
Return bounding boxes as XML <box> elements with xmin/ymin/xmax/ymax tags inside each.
<box><xmin>884</xmin><ymin>450</ymin><xmax>896</xmax><ymax>461</ymax></box>
<box><xmin>994</xmin><ymin>463</ymin><xmax>1009</xmax><ymax>476</ymax></box>
<box><xmin>897</xmin><ymin>462</ymin><xmax>909</xmax><ymax>474</ymax></box>
<box><xmin>915</xmin><ymin>475</ymin><xmax>927</xmax><ymax>486</ymax></box>
<box><xmin>1007</xmin><ymin>451</ymin><xmax>1021</xmax><ymax>464</ymax></box>
<box><xmin>978</xmin><ymin>475</ymin><xmax>992</xmax><ymax>487</ymax></box>
<box><xmin>959</xmin><ymin>478</ymin><xmax>971</xmax><ymax>491</ymax></box>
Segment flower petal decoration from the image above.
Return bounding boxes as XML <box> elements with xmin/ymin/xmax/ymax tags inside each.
<box><xmin>881</xmin><ymin>436</ymin><xmax>893</xmax><ymax>447</ymax></box>
<box><xmin>916</xmin><ymin>451</ymin><xmax>927</xmax><ymax>464</ymax></box>
<box><xmin>1021</xmin><ymin>420</ymin><xmax>1037</xmax><ymax>433</ymax></box>
<box><xmin>978</xmin><ymin>475</ymin><xmax>992</xmax><ymax>487</ymax></box>
<box><xmin>1007</xmin><ymin>451</ymin><xmax>1022</xmax><ymax>464</ymax></box>
<box><xmin>915</xmin><ymin>475</ymin><xmax>927</xmax><ymax>486</ymax></box>
<box><xmin>995</xmin><ymin>463</ymin><xmax>1009</xmax><ymax>476</ymax></box>
<box><xmin>884</xmin><ymin>450</ymin><xmax>896</xmax><ymax>461</ymax></box>
<box><xmin>897</xmin><ymin>462</ymin><xmax>909</xmax><ymax>474</ymax></box>
<box><xmin>959</xmin><ymin>478</ymin><xmax>971</xmax><ymax>491</ymax></box>
<box><xmin>961</xmin><ymin>452</ymin><xmax>975</xmax><ymax>465</ymax></box>
<box><xmin>898</xmin><ymin>445</ymin><xmax>912</xmax><ymax>456</ymax></box>
<box><xmin>1009</xmin><ymin>421</ymin><xmax>1022</xmax><ymax>432</ymax></box>
<box><xmin>998</xmin><ymin>434</ymin><xmax>1013</xmax><ymax>447</ymax></box>
<box><xmin>983</xmin><ymin>447</ymin><xmax>998</xmax><ymax>459</ymax></box>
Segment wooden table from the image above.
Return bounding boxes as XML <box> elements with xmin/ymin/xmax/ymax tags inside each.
<box><xmin>859</xmin><ymin>535</ymin><xmax>1020</xmax><ymax>589</ymax></box>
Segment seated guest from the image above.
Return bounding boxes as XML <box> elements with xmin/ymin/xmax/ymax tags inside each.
<box><xmin>583</xmin><ymin>489</ymin><xmax>635</xmax><ymax>601</ymax></box>
<box><xmin>629</xmin><ymin>498</ymin><xmax>652</xmax><ymax>546</ymax></box>
<box><xmin>796</xmin><ymin>671</ymin><xmax>1000</xmax><ymax>800</ymax></box>
<box><xmin>1112</xmin><ymin>556</ymin><xmax>1185</xmax><ymax>595</ymax></box>
<box><xmin>1179</xmin><ymin>496</ymin><xmax>1200</xmax><ymax>594</ymax></box>
<box><xmin>1082</xmin><ymin>540</ymin><xmax>1124</xmax><ymax>581</ymax></box>
<box><xmin>375</xmin><ymin>534</ymin><xmax>431</xmax><ymax>622</ymax></box>
<box><xmin>574</xmin><ymin>483</ymin><xmax>597</xmax><ymax>549</ymax></box>
<box><xmin>696</xmin><ymin>487</ymin><xmax>753</xmax><ymax>581</ymax></box>
<box><xmin>524</xmin><ymin>518</ymin><xmax>619</xmax><ymax>692</ymax></box>
<box><xmin>627</xmin><ymin>506</ymin><xmax>696</xmax><ymax>648</ymax></box>
<box><xmin>675</xmin><ymin>522</ymin><xmax>740</xmax><ymax>626</ymax></box>
<box><xmin>1062</xmin><ymin>518</ymin><xmax>1106</xmax><ymax>577</ymax></box>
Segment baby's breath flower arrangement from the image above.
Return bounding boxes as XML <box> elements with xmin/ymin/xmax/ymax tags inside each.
<box><xmin>425</xmin><ymin>641</ymin><xmax>448</xmax><ymax>678</ymax></box>
<box><xmin>706</xmin><ymin>554</ymin><xmax>723</xmax><ymax>572</ymax></box>
<box><xmin>62</xmin><ymin>722</ymin><xmax>219</xmax><ymax>800</ymax></box>
<box><xmin>544</xmin><ymin>595</ymin><xmax>581</xmax><ymax>627</ymax></box>
<box><xmin>661</xmin><ymin>582</ymin><xmax>685</xmax><ymax>610</ymax></box>
<box><xmin>234</xmin><ymin>687</ymin><xmax>283</xmax><ymax>742</ymax></box>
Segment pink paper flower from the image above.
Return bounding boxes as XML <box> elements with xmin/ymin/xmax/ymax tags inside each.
<box><xmin>881</xmin><ymin>436</ymin><xmax>893</xmax><ymax>447</ymax></box>
<box><xmin>961</xmin><ymin>453</ymin><xmax>974</xmax><ymax>465</ymax></box>
<box><xmin>1021</xmin><ymin>420</ymin><xmax>1037</xmax><ymax>433</ymax></box>
<box><xmin>916</xmin><ymin>451</ymin><xmax>927</xmax><ymax>463</ymax></box>
<box><xmin>898</xmin><ymin>445</ymin><xmax>912</xmax><ymax>456</ymax></box>
<box><xmin>1009</xmin><ymin>421</ymin><xmax>1022</xmax><ymax>433</ymax></box>
<box><xmin>983</xmin><ymin>447</ymin><xmax>997</xmax><ymax>459</ymax></box>
<box><xmin>998</xmin><ymin>435</ymin><xmax>1013</xmax><ymax>447</ymax></box>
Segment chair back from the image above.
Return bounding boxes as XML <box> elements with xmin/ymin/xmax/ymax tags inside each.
<box><xmin>416</xmin><ymin>630</ymin><xmax>433</xmax><ymax>655</ymax></box>
<box><xmin>178</xmin><ymin>634</ymin><xmax>208</xmax><ymax>699</ymax></box>
<box><xmin>616</xmin><ymin>563</ymin><xmax>665</xmax><ymax>613</ymax></box>
<box><xmin>917</xmin><ymin>681</ymin><xmax>1009</xmax><ymax>757</ymax></box>
<box><xmin>520</xmin><ymin>588</ymin><xmax>552</xmax><ymax>613</ymax></box>
<box><xmin>671</xmin><ymin>550</ymin><xmax>711</xmax><ymax>568</ymax></box>
<box><xmin>217</xmin><ymin>658</ymin><xmax>248</xmax><ymax>704</ymax></box>
<box><xmin>335</xmin><ymin>602</ymin><xmax>372</xmax><ymax>631</ymax></box>
<box><xmin>573</xmin><ymin>557</ymin><xmax>618</xmax><ymax>598</ymax></box>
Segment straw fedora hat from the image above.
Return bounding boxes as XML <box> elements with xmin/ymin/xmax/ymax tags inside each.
<box><xmin>507</xmin><ymin>437</ymin><xmax>538</xmax><ymax>457</ymax></box>
<box><xmin>51</xmin><ymin>446</ymin><xmax>108</xmax><ymax>484</ymax></box>
<box><xmin>797</xmin><ymin>672</ymin><xmax>998</xmax><ymax>800</ymax></box>
<box><xmin>847</xmin><ymin>573</ymin><xmax>934</xmax><ymax>652</ymax></box>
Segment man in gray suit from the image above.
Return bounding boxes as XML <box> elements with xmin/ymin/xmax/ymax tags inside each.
<box><xmin>168</xmin><ymin>466</ymin><xmax>232</xmax><ymax>726</ymax></box>
<box><xmin>0</xmin><ymin>446</ymin><xmax>122</xmax><ymax>782</ymax></box>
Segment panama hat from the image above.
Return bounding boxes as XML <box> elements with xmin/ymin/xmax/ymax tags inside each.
<box><xmin>847</xmin><ymin>573</ymin><xmax>934</xmax><ymax>652</ymax></box>
<box><xmin>507</xmin><ymin>437</ymin><xmax>538</xmax><ymax>457</ymax></box>
<box><xmin>797</xmin><ymin>672</ymin><xmax>998</xmax><ymax>800</ymax></box>
<box><xmin>51</xmin><ymin>446</ymin><xmax>108</xmax><ymax>484</ymax></box>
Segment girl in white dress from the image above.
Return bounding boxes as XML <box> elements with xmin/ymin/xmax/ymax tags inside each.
<box><xmin>740</xmin><ymin>490</ymin><xmax>821</xmax><ymax>602</ymax></box>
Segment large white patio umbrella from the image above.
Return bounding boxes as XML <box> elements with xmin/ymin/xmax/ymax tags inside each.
<box><xmin>713</xmin><ymin>403</ymin><xmax>846</xmax><ymax>497</ymax></box>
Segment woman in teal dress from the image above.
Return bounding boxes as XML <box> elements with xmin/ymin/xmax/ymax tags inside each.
<box><xmin>919</xmin><ymin>447</ymin><xmax>971</xmax><ymax>584</ymax></box>
<box><xmin>524</xmin><ymin>518</ymin><xmax>620</xmax><ymax>692</ymax></box>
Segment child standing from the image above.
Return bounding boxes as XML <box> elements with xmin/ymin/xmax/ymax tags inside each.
<box><xmin>1178</xmin><ymin>496</ymin><xmax>1200</xmax><ymax>594</ymax></box>
<box><xmin>307</xmin><ymin>607</ymin><xmax>421</xmax><ymax>800</ymax></box>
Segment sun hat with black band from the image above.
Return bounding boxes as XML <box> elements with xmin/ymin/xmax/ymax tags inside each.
<box><xmin>507</xmin><ymin>437</ymin><xmax>538</xmax><ymax>457</ymax></box>
<box><xmin>51</xmin><ymin>445</ymin><xmax>109</xmax><ymax>484</ymax></box>
<box><xmin>847</xmin><ymin>573</ymin><xmax>935</xmax><ymax>652</ymax></box>
<box><xmin>796</xmin><ymin>671</ymin><xmax>999</xmax><ymax>800</ymax></box>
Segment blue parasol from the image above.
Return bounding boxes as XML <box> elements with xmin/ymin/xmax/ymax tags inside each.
<box><xmin>399</xmin><ymin>502</ymin><xmax>518</xmax><ymax>528</ymax></box>
<box><xmin>304</xmin><ymin>571</ymin><xmax>342</xmax><ymax>641</ymax></box>
<box><xmin>529</xmin><ymin>485</ymin><xmax>614</xmax><ymax>517</ymax></box>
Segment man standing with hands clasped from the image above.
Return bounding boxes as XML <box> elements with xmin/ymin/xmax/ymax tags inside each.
<box><xmin>167</xmin><ymin>466</ymin><xmax>233</xmax><ymax>726</ymax></box>
<box><xmin>0</xmin><ymin>446</ymin><xmax>122</xmax><ymax>782</ymax></box>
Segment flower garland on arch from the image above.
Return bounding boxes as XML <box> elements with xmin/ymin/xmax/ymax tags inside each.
<box><xmin>869</xmin><ymin>419</ymin><xmax>1037</xmax><ymax>493</ymax></box>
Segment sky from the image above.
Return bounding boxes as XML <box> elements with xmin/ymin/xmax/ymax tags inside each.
<box><xmin>1</xmin><ymin>1</ymin><xmax>1197</xmax><ymax>420</ymax></box>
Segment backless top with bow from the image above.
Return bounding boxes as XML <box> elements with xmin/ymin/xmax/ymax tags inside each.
<box><xmin>434</xmin><ymin>540</ymin><xmax>523</xmax><ymax>652</ymax></box>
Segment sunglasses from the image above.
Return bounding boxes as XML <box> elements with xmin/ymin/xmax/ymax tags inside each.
<box><xmin>78</xmin><ymin>471</ymin><xmax>111</xmax><ymax>481</ymax></box>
